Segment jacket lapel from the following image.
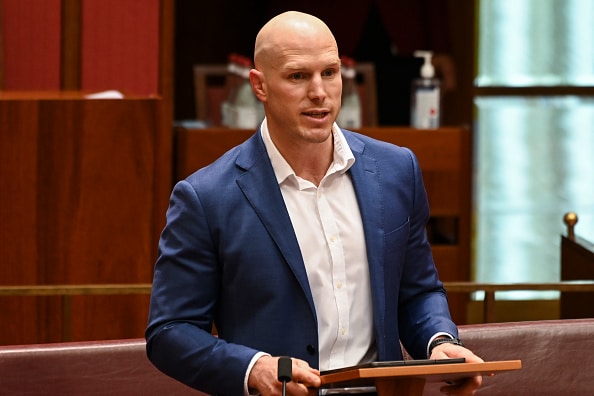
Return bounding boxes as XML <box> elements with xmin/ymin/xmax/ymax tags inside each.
<box><xmin>344</xmin><ymin>132</ymin><xmax>387</xmax><ymax>341</ymax></box>
<box><xmin>234</xmin><ymin>132</ymin><xmax>316</xmax><ymax>314</ymax></box>
<box><xmin>233</xmin><ymin>130</ymin><xmax>388</xmax><ymax>336</ymax></box>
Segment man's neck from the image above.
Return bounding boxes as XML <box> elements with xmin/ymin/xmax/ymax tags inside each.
<box><xmin>280</xmin><ymin>140</ymin><xmax>334</xmax><ymax>186</ymax></box>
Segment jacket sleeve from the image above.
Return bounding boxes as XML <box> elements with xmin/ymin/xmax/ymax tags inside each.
<box><xmin>395</xmin><ymin>148</ymin><xmax>458</xmax><ymax>358</ymax></box>
<box><xmin>145</xmin><ymin>180</ymin><xmax>258</xmax><ymax>395</ymax></box>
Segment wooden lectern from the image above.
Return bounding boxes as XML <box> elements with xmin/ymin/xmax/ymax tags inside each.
<box><xmin>320</xmin><ymin>360</ymin><xmax>521</xmax><ymax>396</ymax></box>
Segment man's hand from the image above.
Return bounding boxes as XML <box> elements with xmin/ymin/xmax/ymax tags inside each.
<box><xmin>430</xmin><ymin>342</ymin><xmax>485</xmax><ymax>395</ymax></box>
<box><xmin>248</xmin><ymin>355</ymin><xmax>321</xmax><ymax>396</ymax></box>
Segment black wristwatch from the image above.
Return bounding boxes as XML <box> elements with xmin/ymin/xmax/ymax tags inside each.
<box><xmin>428</xmin><ymin>337</ymin><xmax>464</xmax><ymax>355</ymax></box>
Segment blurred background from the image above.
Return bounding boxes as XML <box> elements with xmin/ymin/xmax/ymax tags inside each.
<box><xmin>1</xmin><ymin>0</ymin><xmax>593</xmax><ymax>343</ymax></box>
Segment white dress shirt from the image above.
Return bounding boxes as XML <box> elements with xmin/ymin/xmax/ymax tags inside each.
<box><xmin>261</xmin><ymin>120</ymin><xmax>376</xmax><ymax>371</ymax></box>
<box><xmin>244</xmin><ymin>120</ymin><xmax>449</xmax><ymax>394</ymax></box>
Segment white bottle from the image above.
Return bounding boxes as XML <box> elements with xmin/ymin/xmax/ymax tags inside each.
<box><xmin>410</xmin><ymin>51</ymin><xmax>441</xmax><ymax>129</ymax></box>
<box><xmin>336</xmin><ymin>56</ymin><xmax>362</xmax><ymax>129</ymax></box>
<box><xmin>232</xmin><ymin>55</ymin><xmax>264</xmax><ymax>129</ymax></box>
<box><xmin>221</xmin><ymin>53</ymin><xmax>240</xmax><ymax>127</ymax></box>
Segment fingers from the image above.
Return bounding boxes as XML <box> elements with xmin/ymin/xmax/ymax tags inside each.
<box><xmin>249</xmin><ymin>356</ymin><xmax>320</xmax><ymax>396</ymax></box>
<box><xmin>292</xmin><ymin>358</ymin><xmax>320</xmax><ymax>374</ymax></box>
<box><xmin>440</xmin><ymin>375</ymin><xmax>482</xmax><ymax>395</ymax></box>
<box><xmin>430</xmin><ymin>344</ymin><xmax>484</xmax><ymax>364</ymax></box>
<box><xmin>284</xmin><ymin>380</ymin><xmax>316</xmax><ymax>395</ymax></box>
<box><xmin>290</xmin><ymin>358</ymin><xmax>321</xmax><ymax>389</ymax></box>
<box><xmin>431</xmin><ymin>345</ymin><xmax>485</xmax><ymax>395</ymax></box>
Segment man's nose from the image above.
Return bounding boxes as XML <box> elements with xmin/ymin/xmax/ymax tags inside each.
<box><xmin>308</xmin><ymin>76</ymin><xmax>327</xmax><ymax>100</ymax></box>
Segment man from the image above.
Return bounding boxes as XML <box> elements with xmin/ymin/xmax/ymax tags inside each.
<box><xmin>146</xmin><ymin>11</ymin><xmax>483</xmax><ymax>396</ymax></box>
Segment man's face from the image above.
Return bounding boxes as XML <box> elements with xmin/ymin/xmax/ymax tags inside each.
<box><xmin>258</xmin><ymin>39</ymin><xmax>342</xmax><ymax>146</ymax></box>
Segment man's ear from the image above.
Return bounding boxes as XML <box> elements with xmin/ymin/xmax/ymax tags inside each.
<box><xmin>249</xmin><ymin>69</ymin><xmax>267</xmax><ymax>102</ymax></box>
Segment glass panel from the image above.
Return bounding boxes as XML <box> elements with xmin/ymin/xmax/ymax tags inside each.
<box><xmin>477</xmin><ymin>0</ymin><xmax>594</xmax><ymax>86</ymax></box>
<box><xmin>474</xmin><ymin>96</ymin><xmax>594</xmax><ymax>299</ymax></box>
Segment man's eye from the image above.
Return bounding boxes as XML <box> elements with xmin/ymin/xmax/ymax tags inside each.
<box><xmin>323</xmin><ymin>69</ymin><xmax>337</xmax><ymax>78</ymax></box>
<box><xmin>290</xmin><ymin>73</ymin><xmax>305</xmax><ymax>80</ymax></box>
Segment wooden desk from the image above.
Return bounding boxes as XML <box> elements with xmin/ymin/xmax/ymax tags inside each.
<box><xmin>320</xmin><ymin>360</ymin><xmax>521</xmax><ymax>396</ymax></box>
<box><xmin>174</xmin><ymin>126</ymin><xmax>472</xmax><ymax>323</ymax></box>
<box><xmin>0</xmin><ymin>92</ymin><xmax>170</xmax><ymax>344</ymax></box>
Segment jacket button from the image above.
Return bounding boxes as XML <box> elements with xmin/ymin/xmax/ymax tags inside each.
<box><xmin>306</xmin><ymin>344</ymin><xmax>316</xmax><ymax>355</ymax></box>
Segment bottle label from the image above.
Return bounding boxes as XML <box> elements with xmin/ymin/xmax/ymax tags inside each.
<box><xmin>337</xmin><ymin>106</ymin><xmax>362</xmax><ymax>129</ymax></box>
<box><xmin>234</xmin><ymin>106</ymin><xmax>262</xmax><ymax>129</ymax></box>
<box><xmin>413</xmin><ymin>89</ymin><xmax>440</xmax><ymax>129</ymax></box>
<box><xmin>220</xmin><ymin>101</ymin><xmax>231</xmax><ymax>127</ymax></box>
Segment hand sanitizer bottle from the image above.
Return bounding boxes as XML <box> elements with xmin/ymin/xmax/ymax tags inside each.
<box><xmin>221</xmin><ymin>53</ymin><xmax>239</xmax><ymax>127</ymax></box>
<box><xmin>410</xmin><ymin>51</ymin><xmax>441</xmax><ymax>129</ymax></box>
<box><xmin>232</xmin><ymin>55</ymin><xmax>264</xmax><ymax>129</ymax></box>
<box><xmin>336</xmin><ymin>56</ymin><xmax>362</xmax><ymax>129</ymax></box>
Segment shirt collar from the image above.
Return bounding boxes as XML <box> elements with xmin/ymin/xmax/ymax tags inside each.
<box><xmin>260</xmin><ymin>118</ymin><xmax>356</xmax><ymax>185</ymax></box>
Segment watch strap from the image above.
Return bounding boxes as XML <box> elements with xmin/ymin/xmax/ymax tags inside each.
<box><xmin>428</xmin><ymin>337</ymin><xmax>464</xmax><ymax>355</ymax></box>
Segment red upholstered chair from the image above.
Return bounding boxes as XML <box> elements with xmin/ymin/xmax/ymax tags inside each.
<box><xmin>0</xmin><ymin>338</ymin><xmax>205</xmax><ymax>395</ymax></box>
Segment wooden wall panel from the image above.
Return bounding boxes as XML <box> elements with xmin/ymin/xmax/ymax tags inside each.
<box><xmin>1</xmin><ymin>0</ymin><xmax>165</xmax><ymax>93</ymax></box>
<box><xmin>61</xmin><ymin>0</ymin><xmax>82</xmax><ymax>89</ymax></box>
<box><xmin>36</xmin><ymin>98</ymin><xmax>160</xmax><ymax>340</ymax></box>
<box><xmin>0</xmin><ymin>0</ymin><xmax>174</xmax><ymax>344</ymax></box>
<box><xmin>0</xmin><ymin>100</ymin><xmax>39</xmax><ymax>280</ymax></box>
<box><xmin>35</xmin><ymin>99</ymin><xmax>157</xmax><ymax>284</ymax></box>
<box><xmin>0</xmin><ymin>93</ymin><xmax>168</xmax><ymax>344</ymax></box>
<box><xmin>1</xmin><ymin>0</ymin><xmax>62</xmax><ymax>89</ymax></box>
<box><xmin>69</xmin><ymin>295</ymin><xmax>152</xmax><ymax>341</ymax></box>
<box><xmin>80</xmin><ymin>0</ymin><xmax>160</xmax><ymax>94</ymax></box>
<box><xmin>0</xmin><ymin>99</ymin><xmax>43</xmax><ymax>343</ymax></box>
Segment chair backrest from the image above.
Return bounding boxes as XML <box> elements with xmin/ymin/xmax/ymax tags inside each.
<box><xmin>193</xmin><ymin>62</ymin><xmax>378</xmax><ymax>127</ymax></box>
<box><xmin>560</xmin><ymin>212</ymin><xmax>594</xmax><ymax>318</ymax></box>
<box><xmin>422</xmin><ymin>319</ymin><xmax>594</xmax><ymax>395</ymax></box>
<box><xmin>0</xmin><ymin>338</ymin><xmax>204</xmax><ymax>395</ymax></box>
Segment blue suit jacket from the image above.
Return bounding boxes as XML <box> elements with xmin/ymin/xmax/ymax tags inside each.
<box><xmin>146</xmin><ymin>129</ymin><xmax>457</xmax><ymax>395</ymax></box>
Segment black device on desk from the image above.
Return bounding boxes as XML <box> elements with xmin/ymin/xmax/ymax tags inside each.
<box><xmin>320</xmin><ymin>357</ymin><xmax>466</xmax><ymax>375</ymax></box>
<box><xmin>320</xmin><ymin>358</ymin><xmax>466</xmax><ymax>394</ymax></box>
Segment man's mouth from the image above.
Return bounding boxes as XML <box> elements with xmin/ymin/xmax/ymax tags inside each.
<box><xmin>303</xmin><ymin>111</ymin><xmax>329</xmax><ymax>119</ymax></box>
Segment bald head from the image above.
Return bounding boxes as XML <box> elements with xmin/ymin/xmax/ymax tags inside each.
<box><xmin>248</xmin><ymin>11</ymin><xmax>342</xmax><ymax>174</ymax></box>
<box><xmin>254</xmin><ymin>11</ymin><xmax>338</xmax><ymax>70</ymax></box>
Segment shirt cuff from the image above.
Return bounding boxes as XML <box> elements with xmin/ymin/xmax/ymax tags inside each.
<box><xmin>426</xmin><ymin>332</ymin><xmax>454</xmax><ymax>358</ymax></box>
<box><xmin>244</xmin><ymin>352</ymin><xmax>271</xmax><ymax>396</ymax></box>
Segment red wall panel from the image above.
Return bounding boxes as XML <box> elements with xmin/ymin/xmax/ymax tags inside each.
<box><xmin>1</xmin><ymin>0</ymin><xmax>62</xmax><ymax>90</ymax></box>
<box><xmin>80</xmin><ymin>0</ymin><xmax>160</xmax><ymax>95</ymax></box>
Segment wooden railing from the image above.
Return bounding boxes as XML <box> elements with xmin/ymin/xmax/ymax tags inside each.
<box><xmin>3</xmin><ymin>281</ymin><xmax>594</xmax><ymax>341</ymax></box>
<box><xmin>0</xmin><ymin>284</ymin><xmax>152</xmax><ymax>342</ymax></box>
<box><xmin>444</xmin><ymin>281</ymin><xmax>594</xmax><ymax>323</ymax></box>
<box><xmin>0</xmin><ymin>284</ymin><xmax>153</xmax><ymax>297</ymax></box>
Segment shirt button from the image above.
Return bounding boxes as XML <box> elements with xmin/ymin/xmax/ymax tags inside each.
<box><xmin>340</xmin><ymin>328</ymin><xmax>346</xmax><ymax>336</ymax></box>
<box><xmin>336</xmin><ymin>281</ymin><xmax>343</xmax><ymax>289</ymax></box>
